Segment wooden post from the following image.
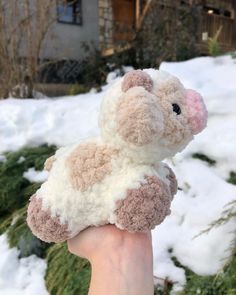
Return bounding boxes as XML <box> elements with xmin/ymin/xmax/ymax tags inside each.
<box><xmin>136</xmin><ymin>0</ymin><xmax>140</xmax><ymax>28</ymax></box>
<box><xmin>137</xmin><ymin>0</ymin><xmax>153</xmax><ymax>30</ymax></box>
<box><xmin>232</xmin><ymin>0</ymin><xmax>236</xmax><ymax>47</ymax></box>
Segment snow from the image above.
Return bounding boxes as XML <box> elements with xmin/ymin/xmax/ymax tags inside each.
<box><xmin>0</xmin><ymin>93</ymin><xmax>102</xmax><ymax>152</ymax></box>
<box><xmin>0</xmin><ymin>67</ymin><xmax>133</xmax><ymax>154</ymax></box>
<box><xmin>23</xmin><ymin>168</ymin><xmax>49</xmax><ymax>183</ymax></box>
<box><xmin>0</xmin><ymin>155</ymin><xmax>6</xmax><ymax>163</ymax></box>
<box><xmin>0</xmin><ymin>55</ymin><xmax>236</xmax><ymax>293</ymax></box>
<box><xmin>152</xmin><ymin>159</ymin><xmax>236</xmax><ymax>292</ymax></box>
<box><xmin>17</xmin><ymin>156</ymin><xmax>25</xmax><ymax>164</ymax></box>
<box><xmin>0</xmin><ymin>235</ymin><xmax>48</xmax><ymax>295</ymax></box>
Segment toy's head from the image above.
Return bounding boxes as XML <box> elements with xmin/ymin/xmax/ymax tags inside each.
<box><xmin>99</xmin><ymin>69</ymin><xmax>207</xmax><ymax>163</ymax></box>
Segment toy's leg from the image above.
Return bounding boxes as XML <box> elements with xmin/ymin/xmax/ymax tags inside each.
<box><xmin>44</xmin><ymin>155</ymin><xmax>56</xmax><ymax>171</ymax></box>
<box><xmin>114</xmin><ymin>175</ymin><xmax>172</xmax><ymax>232</ymax></box>
<box><xmin>27</xmin><ymin>195</ymin><xmax>70</xmax><ymax>243</ymax></box>
<box><xmin>165</xmin><ymin>166</ymin><xmax>178</xmax><ymax>198</ymax></box>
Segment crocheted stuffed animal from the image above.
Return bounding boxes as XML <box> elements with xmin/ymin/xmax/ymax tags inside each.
<box><xmin>27</xmin><ymin>69</ymin><xmax>207</xmax><ymax>243</ymax></box>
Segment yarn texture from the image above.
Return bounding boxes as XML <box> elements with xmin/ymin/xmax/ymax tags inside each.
<box><xmin>27</xmin><ymin>69</ymin><xmax>208</xmax><ymax>243</ymax></box>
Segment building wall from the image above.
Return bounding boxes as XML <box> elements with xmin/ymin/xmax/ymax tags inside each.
<box><xmin>98</xmin><ymin>0</ymin><xmax>113</xmax><ymax>53</ymax></box>
<box><xmin>42</xmin><ymin>0</ymin><xmax>100</xmax><ymax>60</ymax></box>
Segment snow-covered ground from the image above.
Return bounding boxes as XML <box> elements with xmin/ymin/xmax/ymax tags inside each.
<box><xmin>0</xmin><ymin>55</ymin><xmax>236</xmax><ymax>294</ymax></box>
<box><xmin>0</xmin><ymin>235</ymin><xmax>48</xmax><ymax>295</ymax></box>
<box><xmin>23</xmin><ymin>168</ymin><xmax>49</xmax><ymax>183</ymax></box>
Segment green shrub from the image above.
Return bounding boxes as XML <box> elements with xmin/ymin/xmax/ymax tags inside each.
<box><xmin>0</xmin><ymin>145</ymin><xmax>56</xmax><ymax>257</ymax></box>
<box><xmin>228</xmin><ymin>172</ymin><xmax>236</xmax><ymax>185</ymax></box>
<box><xmin>0</xmin><ymin>145</ymin><xmax>56</xmax><ymax>215</ymax></box>
<box><xmin>46</xmin><ymin>243</ymin><xmax>91</xmax><ymax>295</ymax></box>
<box><xmin>230</xmin><ymin>51</ymin><xmax>236</xmax><ymax>59</ymax></box>
<box><xmin>177</xmin><ymin>254</ymin><xmax>236</xmax><ymax>295</ymax></box>
<box><xmin>154</xmin><ymin>253</ymin><xmax>236</xmax><ymax>295</ymax></box>
<box><xmin>208</xmin><ymin>26</ymin><xmax>222</xmax><ymax>57</ymax></box>
<box><xmin>178</xmin><ymin>196</ymin><xmax>236</xmax><ymax>295</ymax></box>
<box><xmin>68</xmin><ymin>84</ymin><xmax>91</xmax><ymax>96</ymax></box>
<box><xmin>154</xmin><ymin>281</ymin><xmax>173</xmax><ymax>294</ymax></box>
<box><xmin>0</xmin><ymin>206</ymin><xmax>49</xmax><ymax>257</ymax></box>
<box><xmin>192</xmin><ymin>153</ymin><xmax>216</xmax><ymax>166</ymax></box>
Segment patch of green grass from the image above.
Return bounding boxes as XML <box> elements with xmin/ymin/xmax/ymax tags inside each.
<box><xmin>192</xmin><ymin>153</ymin><xmax>216</xmax><ymax>166</ymax></box>
<box><xmin>46</xmin><ymin>243</ymin><xmax>91</xmax><ymax>295</ymax></box>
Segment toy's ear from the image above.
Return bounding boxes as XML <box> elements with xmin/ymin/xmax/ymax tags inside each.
<box><xmin>122</xmin><ymin>70</ymin><xmax>153</xmax><ymax>92</ymax></box>
<box><xmin>116</xmin><ymin>87</ymin><xmax>163</xmax><ymax>146</ymax></box>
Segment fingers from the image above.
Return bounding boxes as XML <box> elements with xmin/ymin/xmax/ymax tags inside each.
<box><xmin>67</xmin><ymin>227</ymin><xmax>93</xmax><ymax>258</ymax></box>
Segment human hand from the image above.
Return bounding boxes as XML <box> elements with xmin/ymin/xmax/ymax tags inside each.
<box><xmin>67</xmin><ymin>225</ymin><xmax>154</xmax><ymax>295</ymax></box>
<box><xmin>67</xmin><ymin>224</ymin><xmax>152</xmax><ymax>261</ymax></box>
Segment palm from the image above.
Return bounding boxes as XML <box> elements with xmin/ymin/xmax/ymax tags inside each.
<box><xmin>67</xmin><ymin>225</ymin><xmax>152</xmax><ymax>261</ymax></box>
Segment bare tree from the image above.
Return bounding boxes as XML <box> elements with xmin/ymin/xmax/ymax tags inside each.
<box><xmin>0</xmin><ymin>0</ymin><xmax>57</xmax><ymax>98</ymax></box>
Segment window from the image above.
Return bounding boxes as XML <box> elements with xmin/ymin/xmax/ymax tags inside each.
<box><xmin>57</xmin><ymin>0</ymin><xmax>82</xmax><ymax>25</ymax></box>
<box><xmin>203</xmin><ymin>5</ymin><xmax>233</xmax><ymax>18</ymax></box>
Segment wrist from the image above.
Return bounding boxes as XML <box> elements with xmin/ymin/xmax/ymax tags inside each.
<box><xmin>89</xmin><ymin>231</ymin><xmax>154</xmax><ymax>295</ymax></box>
<box><xmin>90</xmin><ymin>229</ymin><xmax>152</xmax><ymax>260</ymax></box>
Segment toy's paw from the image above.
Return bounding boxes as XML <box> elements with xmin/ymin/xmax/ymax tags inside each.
<box><xmin>27</xmin><ymin>195</ymin><xmax>70</xmax><ymax>243</ymax></box>
<box><xmin>165</xmin><ymin>165</ymin><xmax>178</xmax><ymax>198</ymax></box>
<box><xmin>114</xmin><ymin>175</ymin><xmax>172</xmax><ymax>232</ymax></box>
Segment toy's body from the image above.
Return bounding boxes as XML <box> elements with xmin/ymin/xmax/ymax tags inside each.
<box><xmin>27</xmin><ymin>69</ymin><xmax>207</xmax><ymax>243</ymax></box>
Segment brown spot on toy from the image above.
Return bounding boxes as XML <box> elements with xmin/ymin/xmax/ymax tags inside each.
<box><xmin>116</xmin><ymin>87</ymin><xmax>163</xmax><ymax>146</ymax></box>
<box><xmin>122</xmin><ymin>70</ymin><xmax>153</xmax><ymax>93</ymax></box>
<box><xmin>44</xmin><ymin>155</ymin><xmax>56</xmax><ymax>171</ymax></box>
<box><xmin>27</xmin><ymin>195</ymin><xmax>70</xmax><ymax>243</ymax></box>
<box><xmin>115</xmin><ymin>175</ymin><xmax>172</xmax><ymax>232</ymax></box>
<box><xmin>165</xmin><ymin>166</ymin><xmax>178</xmax><ymax>197</ymax></box>
<box><xmin>66</xmin><ymin>143</ymin><xmax>117</xmax><ymax>191</ymax></box>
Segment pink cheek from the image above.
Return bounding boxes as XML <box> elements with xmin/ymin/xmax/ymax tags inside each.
<box><xmin>185</xmin><ymin>89</ymin><xmax>208</xmax><ymax>135</ymax></box>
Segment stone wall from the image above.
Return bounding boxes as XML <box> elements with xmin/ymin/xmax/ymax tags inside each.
<box><xmin>98</xmin><ymin>0</ymin><xmax>113</xmax><ymax>53</ymax></box>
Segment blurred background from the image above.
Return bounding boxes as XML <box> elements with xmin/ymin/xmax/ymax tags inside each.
<box><xmin>1</xmin><ymin>0</ymin><xmax>236</xmax><ymax>97</ymax></box>
<box><xmin>0</xmin><ymin>1</ymin><xmax>235</xmax><ymax>294</ymax></box>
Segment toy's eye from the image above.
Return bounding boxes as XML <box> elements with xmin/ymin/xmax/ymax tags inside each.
<box><xmin>172</xmin><ymin>103</ymin><xmax>181</xmax><ymax>115</ymax></box>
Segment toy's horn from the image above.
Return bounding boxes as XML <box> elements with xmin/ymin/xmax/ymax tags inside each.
<box><xmin>122</xmin><ymin>70</ymin><xmax>153</xmax><ymax>92</ymax></box>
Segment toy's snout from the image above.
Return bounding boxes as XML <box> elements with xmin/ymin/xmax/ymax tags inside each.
<box><xmin>185</xmin><ymin>89</ymin><xmax>208</xmax><ymax>135</ymax></box>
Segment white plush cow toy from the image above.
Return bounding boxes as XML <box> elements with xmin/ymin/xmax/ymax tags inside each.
<box><xmin>27</xmin><ymin>69</ymin><xmax>207</xmax><ymax>243</ymax></box>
